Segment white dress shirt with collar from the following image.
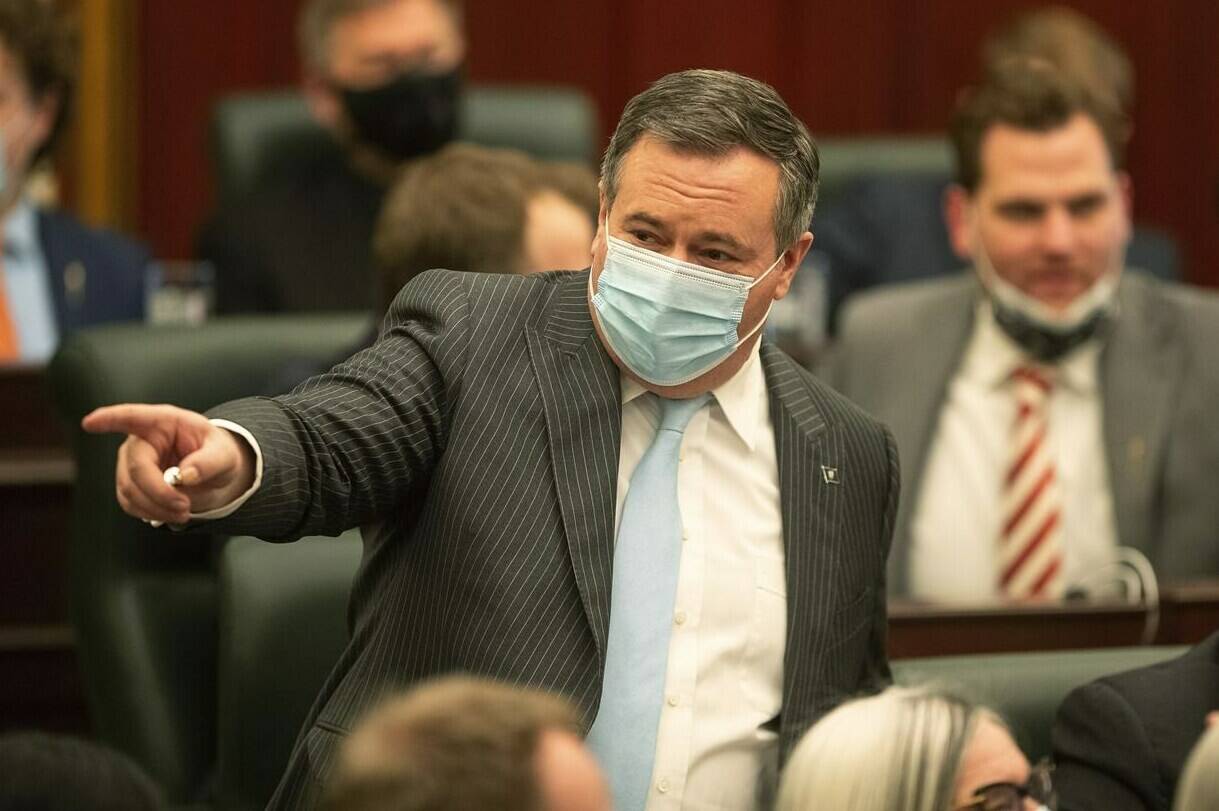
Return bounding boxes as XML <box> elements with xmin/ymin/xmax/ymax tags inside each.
<box><xmin>199</xmin><ymin>340</ymin><xmax>787</xmax><ymax>810</ymax></box>
<box><xmin>909</xmin><ymin>301</ymin><xmax>1119</xmax><ymax>602</ymax></box>
<box><xmin>616</xmin><ymin>341</ymin><xmax>785</xmax><ymax>810</ymax></box>
<box><xmin>2</xmin><ymin>199</ymin><xmax>59</xmax><ymax>363</ymax></box>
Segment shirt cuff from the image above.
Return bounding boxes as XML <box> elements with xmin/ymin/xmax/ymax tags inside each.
<box><xmin>187</xmin><ymin>418</ymin><xmax>265</xmax><ymax>521</ymax></box>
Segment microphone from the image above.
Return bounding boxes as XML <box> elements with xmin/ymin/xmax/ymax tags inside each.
<box><xmin>1064</xmin><ymin>547</ymin><xmax>1159</xmax><ymax>644</ymax></box>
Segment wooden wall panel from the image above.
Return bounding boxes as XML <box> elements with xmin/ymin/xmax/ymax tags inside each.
<box><xmin>133</xmin><ymin>0</ymin><xmax>1219</xmax><ymax>286</ymax></box>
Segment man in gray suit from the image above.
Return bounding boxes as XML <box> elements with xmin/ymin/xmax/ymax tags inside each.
<box><xmin>828</xmin><ymin>60</ymin><xmax>1219</xmax><ymax>602</ymax></box>
<box><xmin>85</xmin><ymin>70</ymin><xmax>898</xmax><ymax>810</ymax></box>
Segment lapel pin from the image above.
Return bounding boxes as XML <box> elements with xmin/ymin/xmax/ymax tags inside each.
<box><xmin>821</xmin><ymin>465</ymin><xmax>841</xmax><ymax>485</ymax></box>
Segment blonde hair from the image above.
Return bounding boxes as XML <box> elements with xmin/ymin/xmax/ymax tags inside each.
<box><xmin>1175</xmin><ymin>723</ymin><xmax>1219</xmax><ymax>811</ymax></box>
<box><xmin>776</xmin><ymin>686</ymin><xmax>989</xmax><ymax>811</ymax></box>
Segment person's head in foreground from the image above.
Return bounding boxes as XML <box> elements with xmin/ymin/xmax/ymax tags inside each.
<box><xmin>1174</xmin><ymin>720</ymin><xmax>1219</xmax><ymax>811</ymax></box>
<box><xmin>0</xmin><ymin>0</ymin><xmax>76</xmax><ymax>211</ymax></box>
<box><xmin>320</xmin><ymin>676</ymin><xmax>611</xmax><ymax>811</ymax></box>
<box><xmin>777</xmin><ymin>686</ymin><xmax>1055</xmax><ymax>811</ymax></box>
<box><xmin>374</xmin><ymin>142</ymin><xmax>597</xmax><ymax>310</ymax></box>
<box><xmin>589</xmin><ymin>68</ymin><xmax>818</xmax><ymax>399</ymax></box>
<box><xmin>944</xmin><ymin>59</ymin><xmax>1132</xmax><ymax>364</ymax></box>
<box><xmin>0</xmin><ymin>732</ymin><xmax>163</xmax><ymax>811</ymax></box>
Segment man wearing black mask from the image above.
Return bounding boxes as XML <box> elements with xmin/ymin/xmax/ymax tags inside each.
<box><xmin>198</xmin><ymin>0</ymin><xmax>465</xmax><ymax>314</ymax></box>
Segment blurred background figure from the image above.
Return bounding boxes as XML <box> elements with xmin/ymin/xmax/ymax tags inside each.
<box><xmin>373</xmin><ymin>142</ymin><xmax>596</xmax><ymax>309</ymax></box>
<box><xmin>320</xmin><ymin>677</ymin><xmax>611</xmax><ymax>811</ymax></box>
<box><xmin>777</xmin><ymin>686</ymin><xmax>1053</xmax><ymax>811</ymax></box>
<box><xmin>1053</xmin><ymin>630</ymin><xmax>1219</xmax><ymax>811</ymax></box>
<box><xmin>814</xmin><ymin>5</ymin><xmax>1178</xmax><ymax>336</ymax></box>
<box><xmin>828</xmin><ymin>60</ymin><xmax>1219</xmax><ymax>603</ymax></box>
<box><xmin>270</xmin><ymin>142</ymin><xmax>596</xmax><ymax>391</ymax></box>
<box><xmin>198</xmin><ymin>0</ymin><xmax>466</xmax><ymax>315</ymax></box>
<box><xmin>0</xmin><ymin>732</ymin><xmax>163</xmax><ymax>811</ymax></box>
<box><xmin>1175</xmin><ymin>720</ymin><xmax>1219</xmax><ymax>811</ymax></box>
<box><xmin>0</xmin><ymin>0</ymin><xmax>148</xmax><ymax>365</ymax></box>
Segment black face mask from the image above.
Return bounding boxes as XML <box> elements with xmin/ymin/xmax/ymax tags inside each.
<box><xmin>338</xmin><ymin>68</ymin><xmax>461</xmax><ymax>160</ymax></box>
<box><xmin>991</xmin><ymin>301</ymin><xmax>1112</xmax><ymax>363</ymax></box>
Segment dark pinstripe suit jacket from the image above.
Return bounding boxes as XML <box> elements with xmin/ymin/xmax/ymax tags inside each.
<box><xmin>208</xmin><ymin>268</ymin><xmax>899</xmax><ymax>809</ymax></box>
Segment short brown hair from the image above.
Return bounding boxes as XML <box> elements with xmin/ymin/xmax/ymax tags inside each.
<box><xmin>373</xmin><ymin>143</ymin><xmax>597</xmax><ymax>309</ymax></box>
<box><xmin>983</xmin><ymin>6</ymin><xmax>1134</xmax><ymax>117</ymax></box>
<box><xmin>0</xmin><ymin>0</ymin><xmax>78</xmax><ymax>164</ymax></box>
<box><xmin>950</xmin><ymin>59</ymin><xmax>1127</xmax><ymax>192</ymax></box>
<box><xmin>298</xmin><ymin>0</ymin><xmax>462</xmax><ymax>73</ymax></box>
<box><xmin>321</xmin><ymin>677</ymin><xmax>581</xmax><ymax>811</ymax></box>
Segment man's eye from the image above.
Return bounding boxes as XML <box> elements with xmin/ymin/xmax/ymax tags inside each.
<box><xmin>631</xmin><ymin>231</ymin><xmax>657</xmax><ymax>244</ymax></box>
<box><xmin>1068</xmin><ymin>197</ymin><xmax>1105</xmax><ymax>217</ymax></box>
<box><xmin>702</xmin><ymin>249</ymin><xmax>731</xmax><ymax>263</ymax></box>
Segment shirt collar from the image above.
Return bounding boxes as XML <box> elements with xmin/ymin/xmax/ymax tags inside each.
<box><xmin>620</xmin><ymin>339</ymin><xmax>766</xmax><ymax>451</ymax></box>
<box><xmin>964</xmin><ymin>298</ymin><xmax>1101</xmax><ymax>394</ymax></box>
<box><xmin>2</xmin><ymin>198</ymin><xmax>38</xmax><ymax>262</ymax></box>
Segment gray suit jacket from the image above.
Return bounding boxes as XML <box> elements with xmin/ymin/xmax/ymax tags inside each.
<box><xmin>208</xmin><ymin>269</ymin><xmax>900</xmax><ymax>809</ymax></box>
<box><xmin>827</xmin><ymin>272</ymin><xmax>1219</xmax><ymax>596</ymax></box>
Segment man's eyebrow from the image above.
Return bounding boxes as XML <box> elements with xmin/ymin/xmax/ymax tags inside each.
<box><xmin>695</xmin><ymin>230</ymin><xmax>750</xmax><ymax>254</ymax></box>
<box><xmin>621</xmin><ymin>212</ymin><xmax>667</xmax><ymax>229</ymax></box>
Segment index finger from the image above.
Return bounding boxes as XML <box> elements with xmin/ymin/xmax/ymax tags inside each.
<box><xmin>82</xmin><ymin>404</ymin><xmax>175</xmax><ymax>438</ymax></box>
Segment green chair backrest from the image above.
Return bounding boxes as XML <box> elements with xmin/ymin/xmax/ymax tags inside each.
<box><xmin>813</xmin><ymin>135</ymin><xmax>953</xmax><ymax>210</ymax></box>
<box><xmin>892</xmin><ymin>646</ymin><xmax>1186</xmax><ymax>761</ymax></box>
<box><xmin>210</xmin><ymin>83</ymin><xmax>600</xmax><ymax>203</ymax></box>
<box><xmin>47</xmin><ymin>313</ymin><xmax>370</xmax><ymax>802</ymax></box>
<box><xmin>216</xmin><ymin>532</ymin><xmax>363</xmax><ymax>811</ymax></box>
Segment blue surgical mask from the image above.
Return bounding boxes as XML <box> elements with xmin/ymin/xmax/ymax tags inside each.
<box><xmin>590</xmin><ymin>233</ymin><xmax>781</xmax><ymax>386</ymax></box>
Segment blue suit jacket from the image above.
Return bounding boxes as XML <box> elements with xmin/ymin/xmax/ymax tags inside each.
<box><xmin>37</xmin><ymin>208</ymin><xmax>149</xmax><ymax>333</ymax></box>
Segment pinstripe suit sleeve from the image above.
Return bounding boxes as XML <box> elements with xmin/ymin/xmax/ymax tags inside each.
<box><xmin>204</xmin><ymin>269</ymin><xmax>473</xmax><ymax>540</ymax></box>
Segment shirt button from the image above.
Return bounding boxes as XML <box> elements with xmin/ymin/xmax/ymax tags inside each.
<box><xmin>674</xmin><ymin>611</ymin><xmax>687</xmax><ymax>626</ymax></box>
<box><xmin>667</xmin><ymin>695</ymin><xmax>679</xmax><ymax>707</ymax></box>
<box><xmin>657</xmin><ymin>778</ymin><xmax>671</xmax><ymax>794</ymax></box>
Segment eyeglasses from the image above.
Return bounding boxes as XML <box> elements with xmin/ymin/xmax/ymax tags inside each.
<box><xmin>954</xmin><ymin>759</ymin><xmax>1057</xmax><ymax>811</ymax></box>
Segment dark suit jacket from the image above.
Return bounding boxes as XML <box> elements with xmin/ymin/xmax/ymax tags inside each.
<box><xmin>206</xmin><ymin>269</ymin><xmax>900</xmax><ymax>809</ymax></box>
<box><xmin>37</xmin><ymin>208</ymin><xmax>148</xmax><ymax>332</ymax></box>
<box><xmin>1053</xmin><ymin>632</ymin><xmax>1219</xmax><ymax>811</ymax></box>
<box><xmin>197</xmin><ymin>153</ymin><xmax>384</xmax><ymax>315</ymax></box>
<box><xmin>828</xmin><ymin>273</ymin><xmax>1219</xmax><ymax>594</ymax></box>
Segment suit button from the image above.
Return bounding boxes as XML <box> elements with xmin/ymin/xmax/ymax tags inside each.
<box><xmin>667</xmin><ymin>695</ymin><xmax>679</xmax><ymax>707</ymax></box>
<box><xmin>674</xmin><ymin>611</ymin><xmax>687</xmax><ymax>626</ymax></box>
<box><xmin>657</xmin><ymin>778</ymin><xmax>671</xmax><ymax>793</ymax></box>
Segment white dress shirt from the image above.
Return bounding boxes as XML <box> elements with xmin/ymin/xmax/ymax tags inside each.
<box><xmin>202</xmin><ymin>342</ymin><xmax>787</xmax><ymax>810</ymax></box>
<box><xmin>617</xmin><ymin>342</ymin><xmax>785</xmax><ymax>811</ymax></box>
<box><xmin>909</xmin><ymin>302</ymin><xmax>1119</xmax><ymax>602</ymax></box>
<box><xmin>2</xmin><ymin>199</ymin><xmax>59</xmax><ymax>363</ymax></box>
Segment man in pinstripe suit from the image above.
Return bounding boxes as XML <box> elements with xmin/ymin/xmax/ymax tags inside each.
<box><xmin>86</xmin><ymin>69</ymin><xmax>899</xmax><ymax>810</ymax></box>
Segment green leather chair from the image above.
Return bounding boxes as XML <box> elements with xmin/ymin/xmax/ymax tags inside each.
<box><xmin>814</xmin><ymin>135</ymin><xmax>953</xmax><ymax>210</ymax></box>
<box><xmin>210</xmin><ymin>83</ymin><xmax>600</xmax><ymax>203</ymax></box>
<box><xmin>215</xmin><ymin>532</ymin><xmax>362</xmax><ymax>811</ymax></box>
<box><xmin>892</xmin><ymin>646</ymin><xmax>1186</xmax><ymax>761</ymax></box>
<box><xmin>48</xmin><ymin>314</ymin><xmax>370</xmax><ymax>803</ymax></box>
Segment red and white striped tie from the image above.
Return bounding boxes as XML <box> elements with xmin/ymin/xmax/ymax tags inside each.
<box><xmin>998</xmin><ymin>365</ymin><xmax>1064</xmax><ymax>600</ymax></box>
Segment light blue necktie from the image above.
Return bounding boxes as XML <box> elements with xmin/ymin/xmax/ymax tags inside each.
<box><xmin>586</xmin><ymin>393</ymin><xmax>710</xmax><ymax>811</ymax></box>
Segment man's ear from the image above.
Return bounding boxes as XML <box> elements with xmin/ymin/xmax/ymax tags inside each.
<box><xmin>27</xmin><ymin>91</ymin><xmax>60</xmax><ymax>158</ymax></box>
<box><xmin>772</xmin><ymin>231</ymin><xmax>813</xmax><ymax>300</ymax></box>
<box><xmin>1116</xmin><ymin>171</ymin><xmax>1134</xmax><ymax>237</ymax></box>
<box><xmin>943</xmin><ymin>184</ymin><xmax>976</xmax><ymax>261</ymax></box>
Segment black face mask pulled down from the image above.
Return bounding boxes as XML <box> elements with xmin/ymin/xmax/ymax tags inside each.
<box><xmin>338</xmin><ymin>68</ymin><xmax>461</xmax><ymax>160</ymax></box>
<box><xmin>991</xmin><ymin>301</ymin><xmax>1112</xmax><ymax>364</ymax></box>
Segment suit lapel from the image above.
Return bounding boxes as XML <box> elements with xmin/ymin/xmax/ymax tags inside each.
<box><xmin>761</xmin><ymin>343</ymin><xmax>833</xmax><ymax>750</ymax></box>
<box><xmin>1101</xmin><ymin>277</ymin><xmax>1180</xmax><ymax>556</ymax></box>
<box><xmin>35</xmin><ymin>210</ymin><xmax>71</xmax><ymax>332</ymax></box>
<box><xmin>525</xmin><ymin>272</ymin><xmax>620</xmax><ymax>671</ymax></box>
<box><xmin>887</xmin><ymin>279</ymin><xmax>975</xmax><ymax>590</ymax></box>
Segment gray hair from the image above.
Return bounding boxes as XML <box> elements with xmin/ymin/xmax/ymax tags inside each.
<box><xmin>600</xmin><ymin>69</ymin><xmax>819</xmax><ymax>254</ymax></box>
<box><xmin>298</xmin><ymin>0</ymin><xmax>462</xmax><ymax>73</ymax></box>
<box><xmin>1175</xmin><ymin>723</ymin><xmax>1219</xmax><ymax>811</ymax></box>
<box><xmin>776</xmin><ymin>686</ymin><xmax>988</xmax><ymax>811</ymax></box>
